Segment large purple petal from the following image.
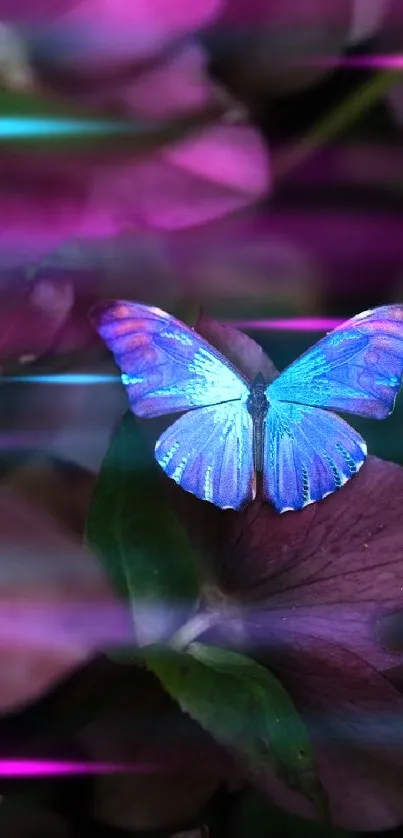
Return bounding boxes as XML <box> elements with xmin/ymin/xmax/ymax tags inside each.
<box><xmin>211</xmin><ymin>457</ymin><xmax>403</xmax><ymax>674</ymax></box>
<box><xmin>164</xmin><ymin>314</ymin><xmax>403</xmax><ymax>830</ymax></box>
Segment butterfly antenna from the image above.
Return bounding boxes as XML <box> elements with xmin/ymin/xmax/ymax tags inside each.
<box><xmin>193</xmin><ymin>303</ymin><xmax>206</xmax><ymax>328</ymax></box>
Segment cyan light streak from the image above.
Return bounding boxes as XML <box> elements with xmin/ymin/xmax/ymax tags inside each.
<box><xmin>0</xmin><ymin>117</ymin><xmax>138</xmax><ymax>138</ymax></box>
<box><xmin>4</xmin><ymin>374</ymin><xmax>119</xmax><ymax>384</ymax></box>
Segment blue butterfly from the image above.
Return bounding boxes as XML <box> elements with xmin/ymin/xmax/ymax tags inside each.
<box><xmin>90</xmin><ymin>302</ymin><xmax>403</xmax><ymax>513</ymax></box>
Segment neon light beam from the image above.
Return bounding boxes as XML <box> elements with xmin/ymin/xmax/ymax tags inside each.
<box><xmin>0</xmin><ymin>117</ymin><xmax>140</xmax><ymax>138</ymax></box>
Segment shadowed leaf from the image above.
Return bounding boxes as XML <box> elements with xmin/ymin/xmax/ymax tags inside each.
<box><xmin>226</xmin><ymin>788</ymin><xmax>352</xmax><ymax>838</ymax></box>
<box><xmin>145</xmin><ymin>642</ymin><xmax>327</xmax><ymax>818</ymax></box>
<box><xmin>86</xmin><ymin>412</ymin><xmax>200</xmax><ymax>646</ymax></box>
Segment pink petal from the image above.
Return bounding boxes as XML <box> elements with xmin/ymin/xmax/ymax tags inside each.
<box><xmin>347</xmin><ymin>0</ymin><xmax>392</xmax><ymax>45</ymax></box>
<box><xmin>4</xmin><ymin>0</ymin><xmax>223</xmax><ymax>65</ymax></box>
<box><xmin>80</xmin><ymin>123</ymin><xmax>269</xmax><ymax>235</ymax></box>
<box><xmin>195</xmin><ymin>310</ymin><xmax>279</xmax><ymax>382</ymax></box>
<box><xmin>0</xmin><ymin>485</ymin><xmax>132</xmax><ymax>712</ymax></box>
<box><xmin>0</xmin><ymin>274</ymin><xmax>74</xmax><ymax>363</ymax></box>
<box><xmin>116</xmin><ymin>126</ymin><xmax>269</xmax><ymax>232</ymax></box>
<box><xmin>121</xmin><ymin>42</ymin><xmax>213</xmax><ymax>120</ymax></box>
<box><xmin>0</xmin><ymin>152</ymin><xmax>86</xmax><ymax>266</ymax></box>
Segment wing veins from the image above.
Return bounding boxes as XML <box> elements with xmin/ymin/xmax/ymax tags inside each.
<box><xmin>116</xmin><ymin>333</ymin><xmax>249</xmax><ymax>389</ymax></box>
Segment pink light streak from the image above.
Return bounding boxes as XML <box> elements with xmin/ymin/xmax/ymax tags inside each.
<box><xmin>302</xmin><ymin>54</ymin><xmax>403</xmax><ymax>71</ymax></box>
<box><xmin>227</xmin><ymin>317</ymin><xmax>343</xmax><ymax>331</ymax></box>
<box><xmin>0</xmin><ymin>760</ymin><xmax>160</xmax><ymax>777</ymax></box>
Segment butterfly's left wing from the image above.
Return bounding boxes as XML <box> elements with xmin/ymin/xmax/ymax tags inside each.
<box><xmin>263</xmin><ymin>401</ymin><xmax>367</xmax><ymax>513</ymax></box>
<box><xmin>155</xmin><ymin>400</ymin><xmax>255</xmax><ymax>509</ymax></box>
<box><xmin>267</xmin><ymin>305</ymin><xmax>403</xmax><ymax>419</ymax></box>
<box><xmin>91</xmin><ymin>300</ymin><xmax>249</xmax><ymax>418</ymax></box>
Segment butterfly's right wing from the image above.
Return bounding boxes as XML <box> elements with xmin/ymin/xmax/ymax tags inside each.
<box><xmin>267</xmin><ymin>305</ymin><xmax>403</xmax><ymax>419</ymax></box>
<box><xmin>90</xmin><ymin>300</ymin><xmax>249</xmax><ymax>417</ymax></box>
<box><xmin>155</xmin><ymin>400</ymin><xmax>255</xmax><ymax>509</ymax></box>
<box><xmin>263</xmin><ymin>401</ymin><xmax>367</xmax><ymax>513</ymax></box>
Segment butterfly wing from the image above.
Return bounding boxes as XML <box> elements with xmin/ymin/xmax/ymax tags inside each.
<box><xmin>155</xmin><ymin>401</ymin><xmax>255</xmax><ymax>509</ymax></box>
<box><xmin>91</xmin><ymin>300</ymin><xmax>249</xmax><ymax>418</ymax></box>
<box><xmin>267</xmin><ymin>305</ymin><xmax>403</xmax><ymax>419</ymax></box>
<box><xmin>264</xmin><ymin>402</ymin><xmax>367</xmax><ymax>513</ymax></box>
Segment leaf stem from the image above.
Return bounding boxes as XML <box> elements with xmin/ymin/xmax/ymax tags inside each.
<box><xmin>169</xmin><ymin>610</ymin><xmax>218</xmax><ymax>651</ymax></box>
<box><xmin>274</xmin><ymin>69</ymin><xmax>401</xmax><ymax>179</ymax></box>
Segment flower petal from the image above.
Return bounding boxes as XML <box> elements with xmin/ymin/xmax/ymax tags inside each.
<box><xmin>4</xmin><ymin>0</ymin><xmax>223</xmax><ymax>65</ymax></box>
<box><xmin>255</xmin><ymin>635</ymin><xmax>403</xmax><ymax>830</ymax></box>
<box><xmin>347</xmin><ymin>0</ymin><xmax>392</xmax><ymax>45</ymax></box>
<box><xmin>191</xmin><ymin>457</ymin><xmax>403</xmax><ymax>675</ymax></box>
<box><xmin>167</xmin><ymin>442</ymin><xmax>403</xmax><ymax>829</ymax></box>
<box><xmin>0</xmin><ymin>273</ymin><xmax>74</xmax><ymax>363</ymax></box>
<box><xmin>120</xmin><ymin>42</ymin><xmax>213</xmax><ymax>120</ymax></box>
<box><xmin>195</xmin><ymin>311</ymin><xmax>279</xmax><ymax>383</ymax></box>
<box><xmin>0</xmin><ymin>484</ymin><xmax>132</xmax><ymax>712</ymax></box>
<box><xmin>0</xmin><ymin>153</ymin><xmax>86</xmax><ymax>266</ymax></box>
<box><xmin>83</xmin><ymin>124</ymin><xmax>270</xmax><ymax>235</ymax></box>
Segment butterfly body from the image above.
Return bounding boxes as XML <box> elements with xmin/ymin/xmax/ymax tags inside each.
<box><xmin>91</xmin><ymin>301</ymin><xmax>403</xmax><ymax>514</ymax></box>
<box><xmin>246</xmin><ymin>373</ymin><xmax>269</xmax><ymax>473</ymax></box>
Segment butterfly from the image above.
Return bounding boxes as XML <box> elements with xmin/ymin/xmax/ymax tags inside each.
<box><xmin>90</xmin><ymin>301</ymin><xmax>403</xmax><ymax>513</ymax></box>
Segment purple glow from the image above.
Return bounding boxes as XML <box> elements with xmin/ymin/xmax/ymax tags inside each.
<box><xmin>227</xmin><ymin>317</ymin><xmax>343</xmax><ymax>331</ymax></box>
<box><xmin>0</xmin><ymin>760</ymin><xmax>158</xmax><ymax>777</ymax></box>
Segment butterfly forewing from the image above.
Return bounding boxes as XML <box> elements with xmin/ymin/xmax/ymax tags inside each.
<box><xmin>267</xmin><ymin>305</ymin><xmax>403</xmax><ymax>419</ymax></box>
<box><xmin>264</xmin><ymin>402</ymin><xmax>367</xmax><ymax>512</ymax></box>
<box><xmin>155</xmin><ymin>401</ymin><xmax>255</xmax><ymax>509</ymax></box>
<box><xmin>92</xmin><ymin>300</ymin><xmax>403</xmax><ymax>513</ymax></box>
<box><xmin>91</xmin><ymin>301</ymin><xmax>249</xmax><ymax>418</ymax></box>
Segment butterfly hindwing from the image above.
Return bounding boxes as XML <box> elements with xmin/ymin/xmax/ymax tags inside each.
<box><xmin>264</xmin><ymin>402</ymin><xmax>367</xmax><ymax>512</ymax></box>
<box><xmin>155</xmin><ymin>401</ymin><xmax>255</xmax><ymax>510</ymax></box>
<box><xmin>92</xmin><ymin>300</ymin><xmax>403</xmax><ymax>513</ymax></box>
<box><xmin>267</xmin><ymin>305</ymin><xmax>403</xmax><ymax>419</ymax></box>
<box><xmin>91</xmin><ymin>301</ymin><xmax>249</xmax><ymax>418</ymax></box>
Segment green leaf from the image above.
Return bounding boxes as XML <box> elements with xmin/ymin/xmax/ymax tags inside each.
<box><xmin>275</xmin><ymin>70</ymin><xmax>401</xmax><ymax>177</ymax></box>
<box><xmin>85</xmin><ymin>412</ymin><xmax>200</xmax><ymax>645</ymax></box>
<box><xmin>145</xmin><ymin>642</ymin><xmax>328</xmax><ymax>819</ymax></box>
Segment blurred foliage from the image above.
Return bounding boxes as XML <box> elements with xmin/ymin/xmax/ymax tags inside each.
<box><xmin>86</xmin><ymin>412</ymin><xmax>200</xmax><ymax>646</ymax></box>
<box><xmin>223</xmin><ymin>788</ymin><xmax>353</xmax><ymax>838</ymax></box>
